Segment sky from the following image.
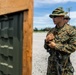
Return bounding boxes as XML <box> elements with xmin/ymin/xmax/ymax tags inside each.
<box><xmin>34</xmin><ymin>0</ymin><xmax>76</xmax><ymax>29</ymax></box>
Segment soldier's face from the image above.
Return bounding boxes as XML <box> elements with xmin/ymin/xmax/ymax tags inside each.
<box><xmin>52</xmin><ymin>16</ymin><xmax>63</xmax><ymax>25</ymax></box>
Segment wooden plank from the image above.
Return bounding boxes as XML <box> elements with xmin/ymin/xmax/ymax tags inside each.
<box><xmin>0</xmin><ymin>0</ymin><xmax>29</xmax><ymax>15</ymax></box>
<box><xmin>22</xmin><ymin>0</ymin><xmax>33</xmax><ymax>75</ymax></box>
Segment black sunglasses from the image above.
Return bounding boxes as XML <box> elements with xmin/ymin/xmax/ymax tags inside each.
<box><xmin>64</xmin><ymin>18</ymin><xmax>70</xmax><ymax>20</ymax></box>
<box><xmin>52</xmin><ymin>16</ymin><xmax>59</xmax><ymax>18</ymax></box>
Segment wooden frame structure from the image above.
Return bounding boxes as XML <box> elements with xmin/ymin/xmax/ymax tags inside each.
<box><xmin>0</xmin><ymin>0</ymin><xmax>33</xmax><ymax>75</ymax></box>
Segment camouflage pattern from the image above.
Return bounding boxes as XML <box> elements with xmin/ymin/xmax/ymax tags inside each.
<box><xmin>49</xmin><ymin>7</ymin><xmax>67</xmax><ymax>18</ymax></box>
<box><xmin>64</xmin><ymin>15</ymin><xmax>70</xmax><ymax>20</ymax></box>
<box><xmin>44</xmin><ymin>24</ymin><xmax>76</xmax><ymax>75</ymax></box>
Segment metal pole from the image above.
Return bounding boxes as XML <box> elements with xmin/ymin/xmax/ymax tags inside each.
<box><xmin>67</xmin><ymin>7</ymin><xmax>72</xmax><ymax>24</ymax></box>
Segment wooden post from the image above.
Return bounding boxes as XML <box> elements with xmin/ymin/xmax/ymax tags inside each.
<box><xmin>22</xmin><ymin>1</ymin><xmax>33</xmax><ymax>75</ymax></box>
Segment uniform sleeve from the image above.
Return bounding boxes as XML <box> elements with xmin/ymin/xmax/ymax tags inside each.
<box><xmin>55</xmin><ymin>29</ymin><xmax>76</xmax><ymax>54</ymax></box>
<box><xmin>44</xmin><ymin>28</ymin><xmax>54</xmax><ymax>49</ymax></box>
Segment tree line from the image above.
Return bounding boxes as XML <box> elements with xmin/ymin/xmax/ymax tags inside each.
<box><xmin>34</xmin><ymin>26</ymin><xmax>76</xmax><ymax>32</ymax></box>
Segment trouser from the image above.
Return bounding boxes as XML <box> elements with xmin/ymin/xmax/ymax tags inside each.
<box><xmin>46</xmin><ymin>56</ymin><xmax>74</xmax><ymax>75</ymax></box>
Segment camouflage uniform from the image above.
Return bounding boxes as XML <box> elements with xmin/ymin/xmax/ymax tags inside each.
<box><xmin>44</xmin><ymin>7</ymin><xmax>76</xmax><ymax>75</ymax></box>
<box><xmin>44</xmin><ymin>24</ymin><xmax>76</xmax><ymax>75</ymax></box>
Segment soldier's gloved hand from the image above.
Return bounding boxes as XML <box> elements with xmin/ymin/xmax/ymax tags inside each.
<box><xmin>45</xmin><ymin>33</ymin><xmax>55</xmax><ymax>42</ymax></box>
<box><xmin>48</xmin><ymin>41</ymin><xmax>56</xmax><ymax>48</ymax></box>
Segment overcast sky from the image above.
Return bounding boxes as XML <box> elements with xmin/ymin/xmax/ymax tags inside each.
<box><xmin>34</xmin><ymin>0</ymin><xmax>76</xmax><ymax>29</ymax></box>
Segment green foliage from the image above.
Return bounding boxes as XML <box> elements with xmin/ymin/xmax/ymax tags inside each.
<box><xmin>33</xmin><ymin>26</ymin><xmax>76</xmax><ymax>32</ymax></box>
<box><xmin>33</xmin><ymin>27</ymin><xmax>52</xmax><ymax>32</ymax></box>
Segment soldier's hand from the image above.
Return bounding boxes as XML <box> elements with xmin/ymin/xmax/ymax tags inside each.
<box><xmin>45</xmin><ymin>33</ymin><xmax>55</xmax><ymax>42</ymax></box>
<box><xmin>48</xmin><ymin>41</ymin><xmax>56</xmax><ymax>48</ymax></box>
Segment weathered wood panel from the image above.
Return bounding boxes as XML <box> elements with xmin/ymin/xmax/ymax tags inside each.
<box><xmin>0</xmin><ymin>0</ymin><xmax>30</xmax><ymax>15</ymax></box>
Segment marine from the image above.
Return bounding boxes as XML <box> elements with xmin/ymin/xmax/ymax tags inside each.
<box><xmin>64</xmin><ymin>15</ymin><xmax>70</xmax><ymax>24</ymax></box>
<box><xmin>44</xmin><ymin>7</ymin><xmax>76</xmax><ymax>75</ymax></box>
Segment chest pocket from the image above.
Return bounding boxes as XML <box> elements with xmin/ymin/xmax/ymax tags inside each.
<box><xmin>55</xmin><ymin>32</ymin><xmax>70</xmax><ymax>44</ymax></box>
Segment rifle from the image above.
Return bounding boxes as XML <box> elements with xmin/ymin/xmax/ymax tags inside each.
<box><xmin>50</xmin><ymin>49</ymin><xmax>62</xmax><ymax>75</ymax></box>
<box><xmin>44</xmin><ymin>33</ymin><xmax>63</xmax><ymax>75</ymax></box>
<box><xmin>44</xmin><ymin>41</ymin><xmax>62</xmax><ymax>75</ymax></box>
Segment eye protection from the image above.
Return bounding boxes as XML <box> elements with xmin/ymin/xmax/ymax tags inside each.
<box><xmin>52</xmin><ymin>16</ymin><xmax>59</xmax><ymax>18</ymax></box>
